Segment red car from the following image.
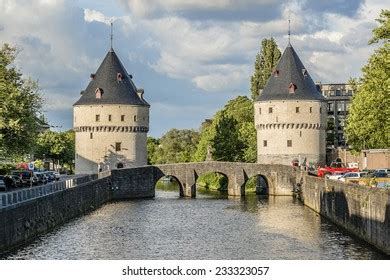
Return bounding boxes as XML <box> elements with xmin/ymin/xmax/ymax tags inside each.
<box><xmin>317</xmin><ymin>161</ymin><xmax>359</xmax><ymax>177</ymax></box>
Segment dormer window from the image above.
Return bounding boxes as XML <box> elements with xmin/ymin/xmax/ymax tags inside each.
<box><xmin>272</xmin><ymin>69</ymin><xmax>279</xmax><ymax>77</ymax></box>
<box><xmin>95</xmin><ymin>88</ymin><xmax>104</xmax><ymax>99</ymax></box>
<box><xmin>117</xmin><ymin>73</ymin><xmax>123</xmax><ymax>82</ymax></box>
<box><xmin>90</xmin><ymin>73</ymin><xmax>96</xmax><ymax>80</ymax></box>
<box><xmin>302</xmin><ymin>69</ymin><xmax>308</xmax><ymax>77</ymax></box>
<box><xmin>288</xmin><ymin>83</ymin><xmax>297</xmax><ymax>94</ymax></box>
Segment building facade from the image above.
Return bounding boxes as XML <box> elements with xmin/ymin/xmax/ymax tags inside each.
<box><xmin>73</xmin><ymin>48</ymin><xmax>149</xmax><ymax>174</ymax></box>
<box><xmin>316</xmin><ymin>83</ymin><xmax>355</xmax><ymax>148</ymax></box>
<box><xmin>254</xmin><ymin>43</ymin><xmax>327</xmax><ymax>166</ymax></box>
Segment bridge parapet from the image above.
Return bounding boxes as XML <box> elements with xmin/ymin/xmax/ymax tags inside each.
<box><xmin>111</xmin><ymin>162</ymin><xmax>298</xmax><ymax>198</ymax></box>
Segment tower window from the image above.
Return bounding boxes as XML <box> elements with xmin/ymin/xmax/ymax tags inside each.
<box><xmin>263</xmin><ymin>140</ymin><xmax>267</xmax><ymax>147</ymax></box>
<box><xmin>268</xmin><ymin>107</ymin><xmax>273</xmax><ymax>113</ymax></box>
<box><xmin>288</xmin><ymin>83</ymin><xmax>297</xmax><ymax>94</ymax></box>
<box><xmin>95</xmin><ymin>88</ymin><xmax>104</xmax><ymax>99</ymax></box>
<box><xmin>302</xmin><ymin>69</ymin><xmax>308</xmax><ymax>77</ymax></box>
<box><xmin>259</xmin><ymin>108</ymin><xmax>261</xmax><ymax>114</ymax></box>
<box><xmin>108</xmin><ymin>115</ymin><xmax>112</xmax><ymax>122</ymax></box>
<box><xmin>117</xmin><ymin>73</ymin><xmax>123</xmax><ymax>82</ymax></box>
<box><xmin>272</xmin><ymin>69</ymin><xmax>279</xmax><ymax>77</ymax></box>
<box><xmin>90</xmin><ymin>133</ymin><xmax>93</xmax><ymax>139</ymax></box>
<box><xmin>320</xmin><ymin>107</ymin><xmax>322</xmax><ymax>113</ymax></box>
<box><xmin>115</xmin><ymin>142</ymin><xmax>121</xmax><ymax>152</ymax></box>
<box><xmin>121</xmin><ymin>115</ymin><xmax>125</xmax><ymax>122</ymax></box>
<box><xmin>310</xmin><ymin>107</ymin><xmax>312</xmax><ymax>113</ymax></box>
<box><xmin>96</xmin><ymin>114</ymin><xmax>100</xmax><ymax>122</ymax></box>
<box><xmin>296</xmin><ymin>107</ymin><xmax>300</xmax><ymax>113</ymax></box>
<box><xmin>287</xmin><ymin>140</ymin><xmax>292</xmax><ymax>147</ymax></box>
<box><xmin>134</xmin><ymin>115</ymin><xmax>137</xmax><ymax>122</ymax></box>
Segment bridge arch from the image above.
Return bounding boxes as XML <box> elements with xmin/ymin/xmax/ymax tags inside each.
<box><xmin>244</xmin><ymin>174</ymin><xmax>269</xmax><ymax>195</ymax></box>
<box><xmin>154</xmin><ymin>174</ymin><xmax>184</xmax><ymax>197</ymax></box>
<box><xmin>196</xmin><ymin>171</ymin><xmax>229</xmax><ymax>192</ymax></box>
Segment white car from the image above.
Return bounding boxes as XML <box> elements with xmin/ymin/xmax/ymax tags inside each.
<box><xmin>338</xmin><ymin>172</ymin><xmax>368</xmax><ymax>182</ymax></box>
<box><xmin>325</xmin><ymin>172</ymin><xmax>346</xmax><ymax>180</ymax></box>
<box><xmin>53</xmin><ymin>171</ymin><xmax>61</xmax><ymax>181</ymax></box>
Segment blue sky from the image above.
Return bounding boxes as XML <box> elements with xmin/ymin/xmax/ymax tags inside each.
<box><xmin>0</xmin><ymin>0</ymin><xmax>387</xmax><ymax>136</ymax></box>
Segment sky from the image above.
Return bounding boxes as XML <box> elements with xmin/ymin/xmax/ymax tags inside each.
<box><xmin>0</xmin><ymin>0</ymin><xmax>388</xmax><ymax>137</ymax></box>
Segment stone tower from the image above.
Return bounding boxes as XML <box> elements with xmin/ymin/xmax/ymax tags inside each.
<box><xmin>73</xmin><ymin>48</ymin><xmax>149</xmax><ymax>174</ymax></box>
<box><xmin>254</xmin><ymin>43</ymin><xmax>326</xmax><ymax>166</ymax></box>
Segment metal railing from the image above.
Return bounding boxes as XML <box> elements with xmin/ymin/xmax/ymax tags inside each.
<box><xmin>0</xmin><ymin>172</ymin><xmax>111</xmax><ymax>209</ymax></box>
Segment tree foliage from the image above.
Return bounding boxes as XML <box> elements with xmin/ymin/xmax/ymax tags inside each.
<box><xmin>149</xmin><ymin>129</ymin><xmax>200</xmax><ymax>164</ymax></box>
<box><xmin>193</xmin><ymin>96</ymin><xmax>256</xmax><ymax>162</ymax></box>
<box><xmin>35</xmin><ymin>130</ymin><xmax>75</xmax><ymax>166</ymax></box>
<box><xmin>369</xmin><ymin>9</ymin><xmax>390</xmax><ymax>44</ymax></box>
<box><xmin>345</xmin><ymin>10</ymin><xmax>390</xmax><ymax>151</ymax></box>
<box><xmin>250</xmin><ymin>38</ymin><xmax>281</xmax><ymax>100</ymax></box>
<box><xmin>0</xmin><ymin>43</ymin><xmax>43</xmax><ymax>158</ymax></box>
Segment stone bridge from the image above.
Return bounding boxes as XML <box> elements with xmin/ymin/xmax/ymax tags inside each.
<box><xmin>110</xmin><ymin>161</ymin><xmax>300</xmax><ymax>198</ymax></box>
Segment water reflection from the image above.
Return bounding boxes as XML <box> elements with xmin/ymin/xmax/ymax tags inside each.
<box><xmin>3</xmin><ymin>190</ymin><xmax>387</xmax><ymax>260</ymax></box>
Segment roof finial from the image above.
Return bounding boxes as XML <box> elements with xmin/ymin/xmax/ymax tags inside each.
<box><xmin>288</xmin><ymin>13</ymin><xmax>291</xmax><ymax>45</ymax></box>
<box><xmin>110</xmin><ymin>21</ymin><xmax>113</xmax><ymax>51</ymax></box>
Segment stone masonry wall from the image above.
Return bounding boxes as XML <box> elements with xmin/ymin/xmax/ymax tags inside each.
<box><xmin>301</xmin><ymin>174</ymin><xmax>390</xmax><ymax>254</ymax></box>
<box><xmin>0</xmin><ymin>177</ymin><xmax>112</xmax><ymax>254</ymax></box>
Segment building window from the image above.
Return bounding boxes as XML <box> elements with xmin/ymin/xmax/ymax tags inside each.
<box><xmin>310</xmin><ymin>107</ymin><xmax>312</xmax><ymax>113</ymax></box>
<box><xmin>115</xmin><ymin>142</ymin><xmax>121</xmax><ymax>152</ymax></box>
<box><xmin>96</xmin><ymin>114</ymin><xmax>100</xmax><ymax>122</ymax></box>
<box><xmin>263</xmin><ymin>140</ymin><xmax>267</xmax><ymax>147</ymax></box>
<box><xmin>288</xmin><ymin>83</ymin><xmax>297</xmax><ymax>94</ymax></box>
<box><xmin>268</xmin><ymin>107</ymin><xmax>273</xmax><ymax>113</ymax></box>
<box><xmin>121</xmin><ymin>115</ymin><xmax>125</xmax><ymax>122</ymax></box>
<box><xmin>108</xmin><ymin>115</ymin><xmax>112</xmax><ymax>122</ymax></box>
<box><xmin>134</xmin><ymin>115</ymin><xmax>137</xmax><ymax>122</ymax></box>
<box><xmin>296</xmin><ymin>107</ymin><xmax>300</xmax><ymax>113</ymax></box>
<box><xmin>90</xmin><ymin>133</ymin><xmax>93</xmax><ymax>139</ymax></box>
<box><xmin>95</xmin><ymin>88</ymin><xmax>104</xmax><ymax>99</ymax></box>
<box><xmin>287</xmin><ymin>140</ymin><xmax>292</xmax><ymax>147</ymax></box>
<box><xmin>259</xmin><ymin>108</ymin><xmax>261</xmax><ymax>114</ymax></box>
<box><xmin>320</xmin><ymin>107</ymin><xmax>322</xmax><ymax>113</ymax></box>
<box><xmin>300</xmin><ymin>131</ymin><xmax>302</xmax><ymax>137</ymax></box>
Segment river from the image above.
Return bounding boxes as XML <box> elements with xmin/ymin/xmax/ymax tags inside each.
<box><xmin>3</xmin><ymin>187</ymin><xmax>387</xmax><ymax>259</ymax></box>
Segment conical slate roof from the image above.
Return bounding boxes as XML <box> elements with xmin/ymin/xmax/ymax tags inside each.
<box><xmin>74</xmin><ymin>48</ymin><xmax>149</xmax><ymax>106</ymax></box>
<box><xmin>256</xmin><ymin>43</ymin><xmax>325</xmax><ymax>102</ymax></box>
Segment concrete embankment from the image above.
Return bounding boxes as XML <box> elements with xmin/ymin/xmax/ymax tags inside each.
<box><xmin>301</xmin><ymin>174</ymin><xmax>390</xmax><ymax>255</ymax></box>
<box><xmin>0</xmin><ymin>177</ymin><xmax>111</xmax><ymax>254</ymax></box>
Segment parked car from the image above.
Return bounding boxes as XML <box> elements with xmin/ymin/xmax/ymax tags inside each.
<box><xmin>325</xmin><ymin>171</ymin><xmax>346</xmax><ymax>181</ymax></box>
<box><xmin>9</xmin><ymin>175</ymin><xmax>23</xmax><ymax>188</ymax></box>
<box><xmin>11</xmin><ymin>170</ymin><xmax>36</xmax><ymax>187</ymax></box>
<box><xmin>34</xmin><ymin>172</ymin><xmax>48</xmax><ymax>185</ymax></box>
<box><xmin>371</xmin><ymin>170</ymin><xmax>389</xmax><ymax>178</ymax></box>
<box><xmin>44</xmin><ymin>171</ymin><xmax>56</xmax><ymax>182</ymax></box>
<box><xmin>53</xmin><ymin>171</ymin><xmax>61</xmax><ymax>181</ymax></box>
<box><xmin>338</xmin><ymin>172</ymin><xmax>369</xmax><ymax>182</ymax></box>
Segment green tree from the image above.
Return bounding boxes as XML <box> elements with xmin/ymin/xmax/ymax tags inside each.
<box><xmin>193</xmin><ymin>96</ymin><xmax>256</xmax><ymax>162</ymax></box>
<box><xmin>250</xmin><ymin>38</ymin><xmax>281</xmax><ymax>100</ymax></box>
<box><xmin>369</xmin><ymin>9</ymin><xmax>390</xmax><ymax>44</ymax></box>
<box><xmin>345</xmin><ymin>10</ymin><xmax>390</xmax><ymax>151</ymax></box>
<box><xmin>147</xmin><ymin>136</ymin><xmax>160</xmax><ymax>164</ymax></box>
<box><xmin>0</xmin><ymin>43</ymin><xmax>43</xmax><ymax>158</ymax></box>
<box><xmin>212</xmin><ymin>113</ymin><xmax>243</xmax><ymax>161</ymax></box>
<box><xmin>153</xmin><ymin>129</ymin><xmax>200</xmax><ymax>164</ymax></box>
<box><xmin>35</xmin><ymin>130</ymin><xmax>75</xmax><ymax>167</ymax></box>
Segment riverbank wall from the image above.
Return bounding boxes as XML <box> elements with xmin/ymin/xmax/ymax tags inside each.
<box><xmin>301</xmin><ymin>174</ymin><xmax>390</xmax><ymax>255</ymax></box>
<box><xmin>0</xmin><ymin>177</ymin><xmax>111</xmax><ymax>255</ymax></box>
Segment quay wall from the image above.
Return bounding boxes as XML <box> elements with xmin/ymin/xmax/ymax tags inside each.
<box><xmin>0</xmin><ymin>177</ymin><xmax>112</xmax><ymax>254</ymax></box>
<box><xmin>301</xmin><ymin>174</ymin><xmax>390</xmax><ymax>255</ymax></box>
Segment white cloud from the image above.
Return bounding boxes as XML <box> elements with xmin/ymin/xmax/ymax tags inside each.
<box><xmin>119</xmin><ymin>0</ymin><xmax>280</xmax><ymax>17</ymax></box>
<box><xmin>84</xmin><ymin>8</ymin><xmax>114</xmax><ymax>25</ymax></box>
